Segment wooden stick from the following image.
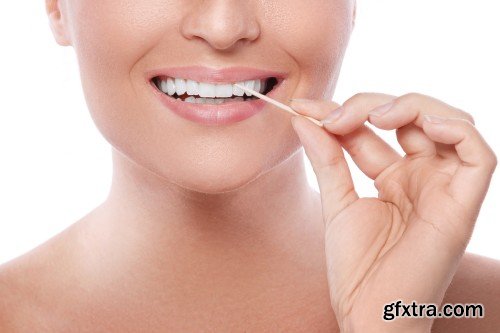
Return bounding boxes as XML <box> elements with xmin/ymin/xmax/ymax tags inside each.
<box><xmin>234</xmin><ymin>84</ymin><xmax>323</xmax><ymax>127</ymax></box>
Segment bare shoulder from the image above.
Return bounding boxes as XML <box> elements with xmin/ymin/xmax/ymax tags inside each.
<box><xmin>0</xmin><ymin>262</ymin><xmax>16</xmax><ymax>331</ymax></box>
<box><xmin>432</xmin><ymin>252</ymin><xmax>500</xmax><ymax>332</ymax></box>
<box><xmin>0</xmin><ymin>256</ymin><xmax>41</xmax><ymax>332</ymax></box>
<box><xmin>0</xmin><ymin>223</ymin><xmax>83</xmax><ymax>332</ymax></box>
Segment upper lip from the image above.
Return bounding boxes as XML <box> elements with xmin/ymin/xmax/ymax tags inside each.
<box><xmin>146</xmin><ymin>65</ymin><xmax>287</xmax><ymax>84</ymax></box>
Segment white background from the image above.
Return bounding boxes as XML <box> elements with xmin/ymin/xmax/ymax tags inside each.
<box><xmin>0</xmin><ymin>1</ymin><xmax>499</xmax><ymax>264</ymax></box>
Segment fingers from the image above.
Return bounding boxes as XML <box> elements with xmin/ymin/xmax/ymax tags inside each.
<box><xmin>290</xmin><ymin>95</ymin><xmax>402</xmax><ymax>179</ymax></box>
<box><xmin>290</xmin><ymin>92</ymin><xmax>477</xmax><ymax>160</ymax></box>
<box><xmin>289</xmin><ymin>99</ymin><xmax>342</xmax><ymax>120</ymax></box>
<box><xmin>289</xmin><ymin>92</ymin><xmax>497</xmax><ymax>223</ymax></box>
<box><xmin>422</xmin><ymin>115</ymin><xmax>497</xmax><ymax>219</ymax></box>
<box><xmin>368</xmin><ymin>93</ymin><xmax>475</xmax><ymax>157</ymax></box>
<box><xmin>396</xmin><ymin>124</ymin><xmax>437</xmax><ymax>158</ymax></box>
<box><xmin>290</xmin><ymin>115</ymin><xmax>359</xmax><ymax>224</ymax></box>
<box><xmin>368</xmin><ymin>93</ymin><xmax>475</xmax><ymax>130</ymax></box>
<box><xmin>337</xmin><ymin>125</ymin><xmax>402</xmax><ymax>179</ymax></box>
<box><xmin>290</xmin><ymin>93</ymin><xmax>396</xmax><ymax>135</ymax></box>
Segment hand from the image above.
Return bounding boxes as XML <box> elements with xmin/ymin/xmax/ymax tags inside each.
<box><xmin>289</xmin><ymin>93</ymin><xmax>497</xmax><ymax>332</ymax></box>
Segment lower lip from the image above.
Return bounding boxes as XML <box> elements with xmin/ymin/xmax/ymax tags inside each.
<box><xmin>151</xmin><ymin>80</ymin><xmax>284</xmax><ymax>126</ymax></box>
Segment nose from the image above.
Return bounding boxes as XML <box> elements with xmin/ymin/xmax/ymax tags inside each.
<box><xmin>179</xmin><ymin>0</ymin><xmax>261</xmax><ymax>51</ymax></box>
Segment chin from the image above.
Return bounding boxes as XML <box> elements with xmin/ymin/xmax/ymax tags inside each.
<box><xmin>173</xmin><ymin>171</ymin><xmax>263</xmax><ymax>194</ymax></box>
<box><xmin>155</xmin><ymin>154</ymin><xmax>283</xmax><ymax>195</ymax></box>
<box><xmin>126</xmin><ymin>138</ymin><xmax>301</xmax><ymax>195</ymax></box>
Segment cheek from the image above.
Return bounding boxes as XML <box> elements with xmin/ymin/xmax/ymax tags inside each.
<box><xmin>66</xmin><ymin>0</ymin><xmax>178</xmax><ymax>148</ymax></box>
<box><xmin>68</xmin><ymin>0</ymin><xmax>174</xmax><ymax>90</ymax></box>
<box><xmin>265</xmin><ymin>1</ymin><xmax>351</xmax><ymax>57</ymax></box>
<box><xmin>264</xmin><ymin>1</ymin><xmax>353</xmax><ymax>98</ymax></box>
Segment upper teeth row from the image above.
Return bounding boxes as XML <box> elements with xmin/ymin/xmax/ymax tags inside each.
<box><xmin>158</xmin><ymin>77</ymin><xmax>266</xmax><ymax>98</ymax></box>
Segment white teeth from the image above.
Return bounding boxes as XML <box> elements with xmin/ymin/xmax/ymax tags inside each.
<box><xmin>254</xmin><ymin>80</ymin><xmax>261</xmax><ymax>94</ymax></box>
<box><xmin>160</xmin><ymin>77</ymin><xmax>177</xmax><ymax>96</ymax></box>
<box><xmin>185</xmin><ymin>96</ymin><xmax>196</xmax><ymax>103</ymax></box>
<box><xmin>158</xmin><ymin>77</ymin><xmax>271</xmax><ymax>101</ymax></box>
<box><xmin>244</xmin><ymin>80</ymin><xmax>256</xmax><ymax>96</ymax></box>
<box><xmin>186</xmin><ymin>79</ymin><xmax>199</xmax><ymax>96</ymax></box>
<box><xmin>186</xmin><ymin>96</ymin><xmax>247</xmax><ymax>104</ymax></box>
<box><xmin>167</xmin><ymin>78</ymin><xmax>176</xmax><ymax>95</ymax></box>
<box><xmin>174</xmin><ymin>78</ymin><xmax>187</xmax><ymax>95</ymax></box>
<box><xmin>198</xmin><ymin>82</ymin><xmax>216</xmax><ymax>98</ymax></box>
<box><xmin>215</xmin><ymin>84</ymin><xmax>233</xmax><ymax>98</ymax></box>
<box><xmin>160</xmin><ymin>80</ymin><xmax>168</xmax><ymax>94</ymax></box>
<box><xmin>233</xmin><ymin>81</ymin><xmax>246</xmax><ymax>97</ymax></box>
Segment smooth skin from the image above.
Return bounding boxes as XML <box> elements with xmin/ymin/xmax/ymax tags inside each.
<box><xmin>289</xmin><ymin>93</ymin><xmax>499</xmax><ymax>331</ymax></box>
<box><xmin>1</xmin><ymin>0</ymin><xmax>499</xmax><ymax>332</ymax></box>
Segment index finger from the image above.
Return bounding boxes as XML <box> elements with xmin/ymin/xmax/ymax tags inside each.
<box><xmin>365</xmin><ymin>92</ymin><xmax>475</xmax><ymax>131</ymax></box>
<box><xmin>290</xmin><ymin>93</ymin><xmax>396</xmax><ymax>135</ymax></box>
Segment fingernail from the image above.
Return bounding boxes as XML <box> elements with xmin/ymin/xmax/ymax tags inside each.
<box><xmin>321</xmin><ymin>106</ymin><xmax>344</xmax><ymax>124</ymax></box>
<box><xmin>368</xmin><ymin>101</ymin><xmax>394</xmax><ymax>117</ymax></box>
<box><xmin>424</xmin><ymin>114</ymin><xmax>447</xmax><ymax>124</ymax></box>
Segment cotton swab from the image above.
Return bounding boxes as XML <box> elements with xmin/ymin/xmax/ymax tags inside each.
<box><xmin>234</xmin><ymin>83</ymin><xmax>323</xmax><ymax>127</ymax></box>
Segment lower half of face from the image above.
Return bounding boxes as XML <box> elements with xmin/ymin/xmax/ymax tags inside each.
<box><xmin>67</xmin><ymin>0</ymin><xmax>354</xmax><ymax>193</ymax></box>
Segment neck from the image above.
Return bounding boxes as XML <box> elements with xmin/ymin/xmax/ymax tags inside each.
<box><xmin>78</xmin><ymin>148</ymin><xmax>323</xmax><ymax>280</ymax></box>
<box><xmin>106</xmin><ymin>147</ymin><xmax>318</xmax><ymax>237</ymax></box>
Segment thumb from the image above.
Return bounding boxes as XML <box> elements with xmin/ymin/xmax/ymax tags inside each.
<box><xmin>291</xmin><ymin>116</ymin><xmax>359</xmax><ymax>223</ymax></box>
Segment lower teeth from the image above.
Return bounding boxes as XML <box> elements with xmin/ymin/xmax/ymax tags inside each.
<box><xmin>177</xmin><ymin>96</ymin><xmax>253</xmax><ymax>104</ymax></box>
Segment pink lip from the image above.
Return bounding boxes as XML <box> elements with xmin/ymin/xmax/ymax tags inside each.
<box><xmin>146</xmin><ymin>66</ymin><xmax>288</xmax><ymax>126</ymax></box>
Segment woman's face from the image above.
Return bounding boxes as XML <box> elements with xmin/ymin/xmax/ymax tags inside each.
<box><xmin>50</xmin><ymin>0</ymin><xmax>355</xmax><ymax>193</ymax></box>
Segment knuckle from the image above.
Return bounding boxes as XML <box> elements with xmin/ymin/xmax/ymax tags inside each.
<box><xmin>466</xmin><ymin>131</ymin><xmax>498</xmax><ymax>171</ymax></box>
<box><xmin>343</xmin><ymin>92</ymin><xmax>397</xmax><ymax>113</ymax></box>
<box><xmin>344</xmin><ymin>92</ymin><xmax>367</xmax><ymax>107</ymax></box>
<box><xmin>456</xmin><ymin>117</ymin><xmax>474</xmax><ymax>128</ymax></box>
<box><xmin>324</xmin><ymin>154</ymin><xmax>346</xmax><ymax>169</ymax></box>
<box><xmin>346</xmin><ymin>141</ymin><xmax>364</xmax><ymax>159</ymax></box>
<box><xmin>394</xmin><ymin>92</ymin><xmax>426</xmax><ymax>114</ymax></box>
<box><xmin>464</xmin><ymin>113</ymin><xmax>475</xmax><ymax>125</ymax></box>
<box><xmin>400</xmin><ymin>92</ymin><xmax>425</xmax><ymax>104</ymax></box>
<box><xmin>457</xmin><ymin>109</ymin><xmax>475</xmax><ymax>125</ymax></box>
<box><xmin>312</xmin><ymin>154</ymin><xmax>346</xmax><ymax>179</ymax></box>
<box><xmin>487</xmin><ymin>150</ymin><xmax>498</xmax><ymax>170</ymax></box>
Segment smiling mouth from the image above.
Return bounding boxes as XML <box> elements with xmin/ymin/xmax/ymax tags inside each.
<box><xmin>151</xmin><ymin>76</ymin><xmax>279</xmax><ymax>104</ymax></box>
